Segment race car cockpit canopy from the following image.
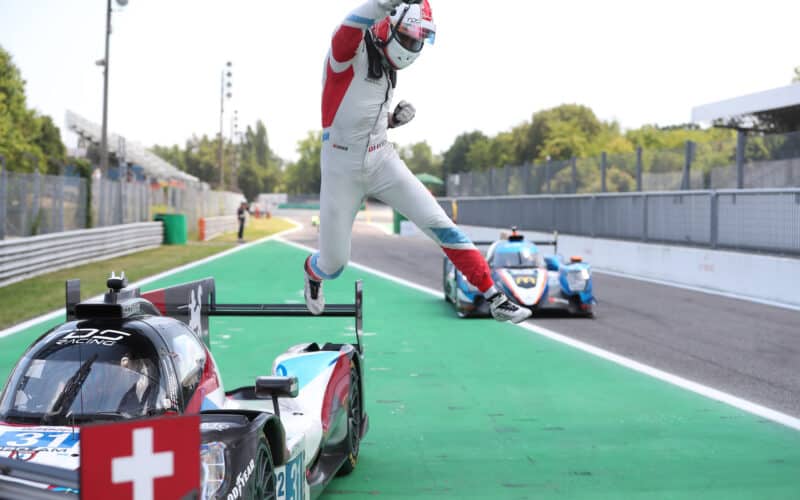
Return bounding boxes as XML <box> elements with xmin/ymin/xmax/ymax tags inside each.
<box><xmin>490</xmin><ymin>245</ymin><xmax>545</xmax><ymax>268</ymax></box>
<box><xmin>0</xmin><ymin>325</ymin><xmax>175</xmax><ymax>426</ymax></box>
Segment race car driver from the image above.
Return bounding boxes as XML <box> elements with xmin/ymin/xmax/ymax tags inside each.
<box><xmin>303</xmin><ymin>0</ymin><xmax>532</xmax><ymax>324</ymax></box>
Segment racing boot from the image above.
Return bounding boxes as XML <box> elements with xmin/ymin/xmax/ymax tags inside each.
<box><xmin>304</xmin><ymin>256</ymin><xmax>325</xmax><ymax>315</ymax></box>
<box><xmin>488</xmin><ymin>292</ymin><xmax>531</xmax><ymax>323</ymax></box>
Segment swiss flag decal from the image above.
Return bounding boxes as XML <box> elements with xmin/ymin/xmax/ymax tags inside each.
<box><xmin>80</xmin><ymin>415</ymin><xmax>200</xmax><ymax>500</ymax></box>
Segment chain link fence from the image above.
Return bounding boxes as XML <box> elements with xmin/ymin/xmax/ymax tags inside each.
<box><xmin>0</xmin><ymin>157</ymin><xmax>243</xmax><ymax>239</ymax></box>
<box><xmin>92</xmin><ymin>179</ymin><xmax>241</xmax><ymax>231</ymax></box>
<box><xmin>447</xmin><ymin>130</ymin><xmax>800</xmax><ymax>197</ymax></box>
<box><xmin>0</xmin><ymin>169</ymin><xmax>87</xmax><ymax>239</ymax></box>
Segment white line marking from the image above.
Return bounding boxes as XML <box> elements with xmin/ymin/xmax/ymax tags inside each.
<box><xmin>279</xmin><ymin>235</ymin><xmax>800</xmax><ymax>432</ymax></box>
<box><xmin>0</xmin><ymin>222</ymin><xmax>302</xmax><ymax>340</ymax></box>
<box><xmin>593</xmin><ymin>268</ymin><xmax>800</xmax><ymax>312</ymax></box>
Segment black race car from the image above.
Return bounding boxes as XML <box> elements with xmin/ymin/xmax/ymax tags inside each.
<box><xmin>0</xmin><ymin>273</ymin><xmax>367</xmax><ymax>499</ymax></box>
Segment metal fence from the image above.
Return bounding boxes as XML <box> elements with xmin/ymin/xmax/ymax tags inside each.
<box><xmin>0</xmin><ymin>157</ymin><xmax>243</xmax><ymax>239</ymax></box>
<box><xmin>92</xmin><ymin>178</ymin><xmax>242</xmax><ymax>233</ymax></box>
<box><xmin>447</xmin><ymin>130</ymin><xmax>800</xmax><ymax>197</ymax></box>
<box><xmin>439</xmin><ymin>188</ymin><xmax>800</xmax><ymax>256</ymax></box>
<box><xmin>0</xmin><ymin>169</ymin><xmax>87</xmax><ymax>239</ymax></box>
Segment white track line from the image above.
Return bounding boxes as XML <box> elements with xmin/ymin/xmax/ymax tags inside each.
<box><xmin>279</xmin><ymin>235</ymin><xmax>800</xmax><ymax>432</ymax></box>
<box><xmin>0</xmin><ymin>222</ymin><xmax>303</xmax><ymax>340</ymax></box>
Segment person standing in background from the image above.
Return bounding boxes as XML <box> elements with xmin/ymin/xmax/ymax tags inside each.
<box><xmin>237</xmin><ymin>201</ymin><xmax>248</xmax><ymax>243</ymax></box>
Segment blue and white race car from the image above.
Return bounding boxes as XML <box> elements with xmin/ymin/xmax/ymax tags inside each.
<box><xmin>442</xmin><ymin>229</ymin><xmax>596</xmax><ymax>318</ymax></box>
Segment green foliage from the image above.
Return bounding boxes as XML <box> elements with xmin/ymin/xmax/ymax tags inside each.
<box><xmin>283</xmin><ymin>131</ymin><xmax>322</xmax><ymax>194</ymax></box>
<box><xmin>397</xmin><ymin>141</ymin><xmax>444</xmax><ymax>195</ymax></box>
<box><xmin>441</xmin><ymin>131</ymin><xmax>488</xmax><ymax>175</ymax></box>
<box><xmin>0</xmin><ymin>45</ymin><xmax>66</xmax><ymax>173</ymax></box>
<box><xmin>793</xmin><ymin>66</ymin><xmax>800</xmax><ymax>83</ymax></box>
<box><xmin>437</xmin><ymin>103</ymin><xmax>745</xmax><ymax>194</ymax></box>
<box><xmin>528</xmin><ymin>104</ymin><xmax>604</xmax><ymax>161</ymax></box>
<box><xmin>151</xmin><ymin>120</ymin><xmax>284</xmax><ymax>201</ymax></box>
<box><xmin>397</xmin><ymin>141</ymin><xmax>441</xmax><ymax>176</ymax></box>
<box><xmin>237</xmin><ymin>121</ymin><xmax>283</xmax><ymax>200</ymax></box>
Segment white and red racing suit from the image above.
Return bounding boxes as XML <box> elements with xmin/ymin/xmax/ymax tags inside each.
<box><xmin>307</xmin><ymin>0</ymin><xmax>494</xmax><ymax>294</ymax></box>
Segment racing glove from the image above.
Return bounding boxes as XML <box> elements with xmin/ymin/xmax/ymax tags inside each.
<box><xmin>389</xmin><ymin>100</ymin><xmax>416</xmax><ymax>128</ymax></box>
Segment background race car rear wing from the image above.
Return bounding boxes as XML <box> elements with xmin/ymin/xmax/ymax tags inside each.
<box><xmin>472</xmin><ymin>230</ymin><xmax>559</xmax><ymax>254</ymax></box>
<box><xmin>66</xmin><ymin>276</ymin><xmax>365</xmax><ymax>355</ymax></box>
<box><xmin>0</xmin><ymin>456</ymin><xmax>79</xmax><ymax>499</ymax></box>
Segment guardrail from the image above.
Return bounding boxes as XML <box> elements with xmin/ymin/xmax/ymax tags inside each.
<box><xmin>0</xmin><ymin>222</ymin><xmax>163</xmax><ymax>287</ymax></box>
<box><xmin>439</xmin><ymin>188</ymin><xmax>800</xmax><ymax>256</ymax></box>
<box><xmin>198</xmin><ymin>215</ymin><xmax>238</xmax><ymax>241</ymax></box>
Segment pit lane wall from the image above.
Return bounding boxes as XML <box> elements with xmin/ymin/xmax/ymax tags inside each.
<box><xmin>436</xmin><ymin>191</ymin><xmax>800</xmax><ymax>308</ymax></box>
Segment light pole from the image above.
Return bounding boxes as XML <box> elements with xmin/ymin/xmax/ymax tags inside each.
<box><xmin>230</xmin><ymin>110</ymin><xmax>240</xmax><ymax>191</ymax></box>
<box><xmin>99</xmin><ymin>0</ymin><xmax>128</xmax><ymax>175</ymax></box>
<box><xmin>219</xmin><ymin>62</ymin><xmax>233</xmax><ymax>190</ymax></box>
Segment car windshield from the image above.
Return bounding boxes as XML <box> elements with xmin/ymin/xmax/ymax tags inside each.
<box><xmin>0</xmin><ymin>329</ymin><xmax>173</xmax><ymax>425</ymax></box>
<box><xmin>493</xmin><ymin>248</ymin><xmax>544</xmax><ymax>268</ymax></box>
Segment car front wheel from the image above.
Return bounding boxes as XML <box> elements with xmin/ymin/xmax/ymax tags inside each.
<box><xmin>253</xmin><ymin>436</ymin><xmax>276</xmax><ymax>499</ymax></box>
<box><xmin>337</xmin><ymin>360</ymin><xmax>362</xmax><ymax>476</ymax></box>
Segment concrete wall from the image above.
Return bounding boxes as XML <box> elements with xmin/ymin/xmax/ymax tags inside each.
<box><xmin>459</xmin><ymin>224</ymin><xmax>800</xmax><ymax>309</ymax></box>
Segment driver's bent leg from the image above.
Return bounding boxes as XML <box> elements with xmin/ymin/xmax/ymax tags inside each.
<box><xmin>370</xmin><ymin>149</ymin><xmax>494</xmax><ymax>293</ymax></box>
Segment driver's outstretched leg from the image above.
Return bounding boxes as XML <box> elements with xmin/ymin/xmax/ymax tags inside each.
<box><xmin>371</xmin><ymin>149</ymin><xmax>531</xmax><ymax>323</ymax></box>
<box><xmin>304</xmin><ymin>145</ymin><xmax>366</xmax><ymax>315</ymax></box>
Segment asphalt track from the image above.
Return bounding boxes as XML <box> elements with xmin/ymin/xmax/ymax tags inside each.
<box><xmin>0</xmin><ymin>222</ymin><xmax>799</xmax><ymax>498</ymax></box>
<box><xmin>283</xmin><ymin>206</ymin><xmax>800</xmax><ymax>419</ymax></box>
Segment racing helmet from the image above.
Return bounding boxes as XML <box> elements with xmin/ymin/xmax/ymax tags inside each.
<box><xmin>372</xmin><ymin>0</ymin><xmax>436</xmax><ymax>70</ymax></box>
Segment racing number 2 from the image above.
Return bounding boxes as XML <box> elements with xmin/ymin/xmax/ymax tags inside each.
<box><xmin>276</xmin><ymin>451</ymin><xmax>304</xmax><ymax>500</ymax></box>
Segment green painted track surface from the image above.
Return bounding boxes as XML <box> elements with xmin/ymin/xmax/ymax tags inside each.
<box><xmin>1</xmin><ymin>239</ymin><xmax>799</xmax><ymax>499</ymax></box>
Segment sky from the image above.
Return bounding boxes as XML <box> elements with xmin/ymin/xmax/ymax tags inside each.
<box><xmin>1</xmin><ymin>0</ymin><xmax>799</xmax><ymax>163</ymax></box>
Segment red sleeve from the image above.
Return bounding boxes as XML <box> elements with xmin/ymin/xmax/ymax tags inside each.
<box><xmin>331</xmin><ymin>25</ymin><xmax>364</xmax><ymax>65</ymax></box>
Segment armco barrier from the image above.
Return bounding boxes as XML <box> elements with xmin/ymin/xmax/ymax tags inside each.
<box><xmin>198</xmin><ymin>216</ymin><xmax>238</xmax><ymax>241</ymax></box>
<box><xmin>0</xmin><ymin>222</ymin><xmax>163</xmax><ymax>287</ymax></box>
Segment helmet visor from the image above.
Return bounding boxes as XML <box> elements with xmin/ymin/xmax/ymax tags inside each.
<box><xmin>395</xmin><ymin>18</ymin><xmax>436</xmax><ymax>52</ymax></box>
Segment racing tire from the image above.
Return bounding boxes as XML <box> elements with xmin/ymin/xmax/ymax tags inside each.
<box><xmin>253</xmin><ymin>436</ymin><xmax>277</xmax><ymax>500</ymax></box>
<box><xmin>336</xmin><ymin>360</ymin><xmax>362</xmax><ymax>476</ymax></box>
<box><xmin>455</xmin><ymin>300</ymin><xmax>475</xmax><ymax>319</ymax></box>
<box><xmin>568</xmin><ymin>297</ymin><xmax>595</xmax><ymax>319</ymax></box>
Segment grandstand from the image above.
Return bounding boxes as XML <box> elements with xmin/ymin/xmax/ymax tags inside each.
<box><xmin>65</xmin><ymin>110</ymin><xmax>200</xmax><ymax>185</ymax></box>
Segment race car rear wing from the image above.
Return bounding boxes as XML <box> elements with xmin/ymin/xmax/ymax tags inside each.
<box><xmin>66</xmin><ymin>276</ymin><xmax>365</xmax><ymax>354</ymax></box>
<box><xmin>0</xmin><ymin>456</ymin><xmax>78</xmax><ymax>499</ymax></box>
<box><xmin>471</xmin><ymin>230</ymin><xmax>559</xmax><ymax>254</ymax></box>
<box><xmin>205</xmin><ymin>280</ymin><xmax>365</xmax><ymax>354</ymax></box>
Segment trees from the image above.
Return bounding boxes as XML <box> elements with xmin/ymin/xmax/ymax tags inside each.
<box><xmin>283</xmin><ymin>131</ymin><xmax>322</xmax><ymax>195</ymax></box>
<box><xmin>441</xmin><ymin>131</ymin><xmax>488</xmax><ymax>176</ymax></box>
<box><xmin>397</xmin><ymin>141</ymin><xmax>441</xmax><ymax>177</ymax></box>
<box><xmin>0</xmin><ymin>45</ymin><xmax>67</xmax><ymax>173</ymax></box>
<box><xmin>151</xmin><ymin>119</ymin><xmax>284</xmax><ymax>200</ymax></box>
<box><xmin>237</xmin><ymin>120</ymin><xmax>283</xmax><ymax>200</ymax></box>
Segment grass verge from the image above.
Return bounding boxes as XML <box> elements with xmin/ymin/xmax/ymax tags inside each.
<box><xmin>0</xmin><ymin>217</ymin><xmax>295</xmax><ymax>330</ymax></box>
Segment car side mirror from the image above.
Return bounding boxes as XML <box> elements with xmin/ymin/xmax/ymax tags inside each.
<box><xmin>255</xmin><ymin>376</ymin><xmax>299</xmax><ymax>417</ymax></box>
